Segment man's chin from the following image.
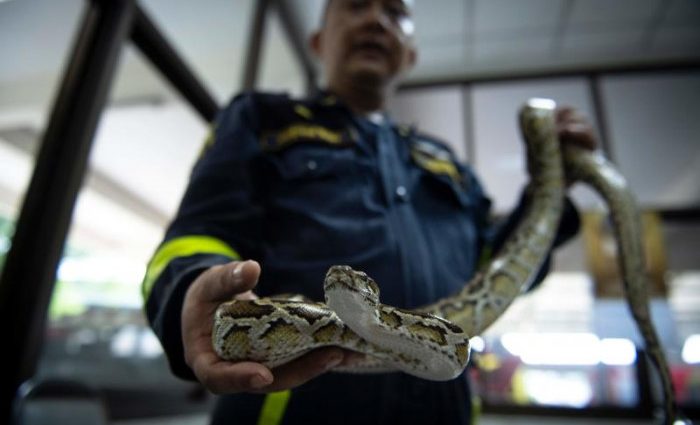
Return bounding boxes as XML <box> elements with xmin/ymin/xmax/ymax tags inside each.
<box><xmin>347</xmin><ymin>65</ymin><xmax>393</xmax><ymax>88</ymax></box>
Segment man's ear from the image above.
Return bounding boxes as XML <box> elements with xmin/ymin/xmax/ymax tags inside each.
<box><xmin>309</xmin><ymin>31</ymin><xmax>322</xmax><ymax>58</ymax></box>
<box><xmin>406</xmin><ymin>45</ymin><xmax>418</xmax><ymax>70</ymax></box>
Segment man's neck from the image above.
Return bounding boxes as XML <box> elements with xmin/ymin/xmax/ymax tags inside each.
<box><xmin>328</xmin><ymin>77</ymin><xmax>391</xmax><ymax>115</ymax></box>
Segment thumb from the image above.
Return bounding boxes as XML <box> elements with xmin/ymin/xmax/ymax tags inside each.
<box><xmin>196</xmin><ymin>260</ymin><xmax>261</xmax><ymax>303</ymax></box>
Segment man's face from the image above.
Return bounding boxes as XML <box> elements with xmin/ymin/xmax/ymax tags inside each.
<box><xmin>311</xmin><ymin>0</ymin><xmax>417</xmax><ymax>88</ymax></box>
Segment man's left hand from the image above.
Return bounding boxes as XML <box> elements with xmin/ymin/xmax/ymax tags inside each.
<box><xmin>555</xmin><ymin>106</ymin><xmax>599</xmax><ymax>187</ymax></box>
<box><xmin>555</xmin><ymin>106</ymin><xmax>598</xmax><ymax>151</ymax></box>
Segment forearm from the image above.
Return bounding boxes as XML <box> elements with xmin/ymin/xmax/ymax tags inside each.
<box><xmin>144</xmin><ymin>254</ymin><xmax>234</xmax><ymax>380</ymax></box>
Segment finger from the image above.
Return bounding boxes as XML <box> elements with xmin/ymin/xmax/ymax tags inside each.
<box><xmin>192</xmin><ymin>352</ymin><xmax>274</xmax><ymax>394</ymax></box>
<box><xmin>257</xmin><ymin>348</ymin><xmax>344</xmax><ymax>392</ymax></box>
<box><xmin>235</xmin><ymin>290</ymin><xmax>259</xmax><ymax>301</ymax></box>
<box><xmin>555</xmin><ymin>106</ymin><xmax>590</xmax><ymax>130</ymax></box>
<box><xmin>198</xmin><ymin>260</ymin><xmax>261</xmax><ymax>303</ymax></box>
<box><xmin>555</xmin><ymin>106</ymin><xmax>575</xmax><ymax>123</ymax></box>
<box><xmin>338</xmin><ymin>350</ymin><xmax>366</xmax><ymax>367</ymax></box>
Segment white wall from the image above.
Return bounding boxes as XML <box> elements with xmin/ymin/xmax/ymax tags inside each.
<box><xmin>390</xmin><ymin>71</ymin><xmax>700</xmax><ymax>214</ymax></box>
<box><xmin>470</xmin><ymin>77</ymin><xmax>597</xmax><ymax>213</ymax></box>
<box><xmin>601</xmin><ymin>71</ymin><xmax>700</xmax><ymax>209</ymax></box>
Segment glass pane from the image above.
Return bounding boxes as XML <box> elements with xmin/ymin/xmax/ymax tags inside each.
<box><xmin>0</xmin><ymin>0</ymin><xmax>83</xmax><ymax>273</ymax></box>
<box><xmin>600</xmin><ymin>71</ymin><xmax>700</xmax><ymax>210</ymax></box>
<box><xmin>258</xmin><ymin>6</ymin><xmax>306</xmax><ymax>97</ymax></box>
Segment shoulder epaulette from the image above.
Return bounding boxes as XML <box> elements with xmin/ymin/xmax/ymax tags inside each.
<box><xmin>407</xmin><ymin>129</ymin><xmax>463</xmax><ymax>184</ymax></box>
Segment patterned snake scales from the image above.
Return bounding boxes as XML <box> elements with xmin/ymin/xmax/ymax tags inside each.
<box><xmin>212</xmin><ymin>99</ymin><xmax>687</xmax><ymax>424</ymax></box>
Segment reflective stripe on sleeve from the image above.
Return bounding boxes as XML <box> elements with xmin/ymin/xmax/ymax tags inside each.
<box><xmin>476</xmin><ymin>245</ymin><xmax>493</xmax><ymax>270</ymax></box>
<box><xmin>141</xmin><ymin>235</ymin><xmax>240</xmax><ymax>301</ymax></box>
<box><xmin>256</xmin><ymin>390</ymin><xmax>291</xmax><ymax>425</ymax></box>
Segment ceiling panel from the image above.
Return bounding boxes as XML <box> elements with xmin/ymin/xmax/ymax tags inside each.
<box><xmin>1</xmin><ymin>0</ymin><xmax>699</xmax><ymax>114</ymax></box>
<box><xmin>473</xmin><ymin>36</ymin><xmax>553</xmax><ymax>63</ymax></box>
<box><xmin>413</xmin><ymin>0</ymin><xmax>467</xmax><ymax>40</ymax></box>
<box><xmin>474</xmin><ymin>0</ymin><xmax>565</xmax><ymax>34</ymax></box>
<box><xmin>413</xmin><ymin>37</ymin><xmax>468</xmax><ymax>73</ymax></box>
<box><xmin>662</xmin><ymin>0</ymin><xmax>700</xmax><ymax>26</ymax></box>
<box><xmin>568</xmin><ymin>0</ymin><xmax>662</xmax><ymax>27</ymax></box>
<box><xmin>561</xmin><ymin>28</ymin><xmax>646</xmax><ymax>56</ymax></box>
<box><xmin>653</xmin><ymin>26</ymin><xmax>700</xmax><ymax>54</ymax></box>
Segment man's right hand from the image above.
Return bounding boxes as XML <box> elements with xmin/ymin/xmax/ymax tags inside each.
<box><xmin>181</xmin><ymin>260</ymin><xmax>347</xmax><ymax>394</ymax></box>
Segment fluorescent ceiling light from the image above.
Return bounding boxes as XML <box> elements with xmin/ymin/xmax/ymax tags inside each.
<box><xmin>501</xmin><ymin>332</ymin><xmax>637</xmax><ymax>366</ymax></box>
<box><xmin>682</xmin><ymin>335</ymin><xmax>700</xmax><ymax>364</ymax></box>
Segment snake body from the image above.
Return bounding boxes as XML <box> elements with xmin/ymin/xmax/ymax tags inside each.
<box><xmin>212</xmin><ymin>99</ymin><xmax>685</xmax><ymax>423</ymax></box>
<box><xmin>563</xmin><ymin>147</ymin><xmax>685</xmax><ymax>425</ymax></box>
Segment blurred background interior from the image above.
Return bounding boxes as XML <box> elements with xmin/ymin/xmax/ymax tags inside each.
<box><xmin>0</xmin><ymin>0</ymin><xmax>698</xmax><ymax>424</ymax></box>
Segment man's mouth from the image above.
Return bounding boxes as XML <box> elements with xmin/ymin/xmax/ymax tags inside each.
<box><xmin>352</xmin><ymin>41</ymin><xmax>390</xmax><ymax>57</ymax></box>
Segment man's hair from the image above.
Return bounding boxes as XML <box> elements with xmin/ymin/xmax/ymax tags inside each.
<box><xmin>319</xmin><ymin>0</ymin><xmax>415</xmax><ymax>27</ymax></box>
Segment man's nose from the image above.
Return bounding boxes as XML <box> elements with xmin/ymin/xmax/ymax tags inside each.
<box><xmin>359</xmin><ymin>1</ymin><xmax>392</xmax><ymax>32</ymax></box>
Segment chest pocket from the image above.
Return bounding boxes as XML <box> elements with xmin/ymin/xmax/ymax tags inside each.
<box><xmin>271</xmin><ymin>144</ymin><xmax>358</xmax><ymax>181</ymax></box>
<box><xmin>261</xmin><ymin>122</ymin><xmax>357</xmax><ymax>179</ymax></box>
<box><xmin>261</xmin><ymin>139</ymin><xmax>372</xmax><ymax>207</ymax></box>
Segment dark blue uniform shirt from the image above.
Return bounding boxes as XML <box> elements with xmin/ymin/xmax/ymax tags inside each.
<box><xmin>143</xmin><ymin>91</ymin><xmax>579</xmax><ymax>425</ymax></box>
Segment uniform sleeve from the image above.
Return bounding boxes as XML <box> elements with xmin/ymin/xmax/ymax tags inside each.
<box><xmin>141</xmin><ymin>93</ymin><xmax>264</xmax><ymax>380</ymax></box>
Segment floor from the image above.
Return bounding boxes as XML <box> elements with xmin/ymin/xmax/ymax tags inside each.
<box><xmin>114</xmin><ymin>413</ymin><xmax>658</xmax><ymax>425</ymax></box>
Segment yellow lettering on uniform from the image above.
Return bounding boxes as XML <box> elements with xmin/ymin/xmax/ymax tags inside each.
<box><xmin>412</xmin><ymin>151</ymin><xmax>461</xmax><ymax>183</ymax></box>
<box><xmin>274</xmin><ymin>125</ymin><xmax>342</xmax><ymax>148</ymax></box>
<box><xmin>294</xmin><ymin>104</ymin><xmax>313</xmax><ymax>119</ymax></box>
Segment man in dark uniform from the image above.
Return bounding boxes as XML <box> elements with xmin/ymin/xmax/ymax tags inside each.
<box><xmin>142</xmin><ymin>0</ymin><xmax>597</xmax><ymax>423</ymax></box>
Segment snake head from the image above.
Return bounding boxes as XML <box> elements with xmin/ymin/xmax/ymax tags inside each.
<box><xmin>324</xmin><ymin>265</ymin><xmax>381</xmax><ymax>305</ymax></box>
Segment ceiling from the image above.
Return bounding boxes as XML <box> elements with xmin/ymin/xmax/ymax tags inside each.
<box><xmin>1</xmin><ymin>0</ymin><xmax>699</xmax><ymax>109</ymax></box>
<box><xmin>0</xmin><ymin>0</ymin><xmax>698</xmax><ymax>278</ymax></box>
<box><xmin>404</xmin><ymin>0</ymin><xmax>700</xmax><ymax>81</ymax></box>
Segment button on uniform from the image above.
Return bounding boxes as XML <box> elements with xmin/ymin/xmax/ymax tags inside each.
<box><xmin>395</xmin><ymin>185</ymin><xmax>409</xmax><ymax>202</ymax></box>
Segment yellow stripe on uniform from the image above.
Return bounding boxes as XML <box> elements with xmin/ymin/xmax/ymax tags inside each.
<box><xmin>257</xmin><ymin>390</ymin><xmax>291</xmax><ymax>425</ymax></box>
<box><xmin>411</xmin><ymin>151</ymin><xmax>462</xmax><ymax>184</ymax></box>
<box><xmin>197</xmin><ymin>123</ymin><xmax>218</xmax><ymax>159</ymax></box>
<box><xmin>141</xmin><ymin>235</ymin><xmax>240</xmax><ymax>301</ymax></box>
<box><xmin>276</xmin><ymin>124</ymin><xmax>342</xmax><ymax>147</ymax></box>
<box><xmin>476</xmin><ymin>245</ymin><xmax>493</xmax><ymax>269</ymax></box>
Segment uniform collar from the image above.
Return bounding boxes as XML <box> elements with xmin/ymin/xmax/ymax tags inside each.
<box><xmin>311</xmin><ymin>89</ymin><xmax>406</xmax><ymax>134</ymax></box>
